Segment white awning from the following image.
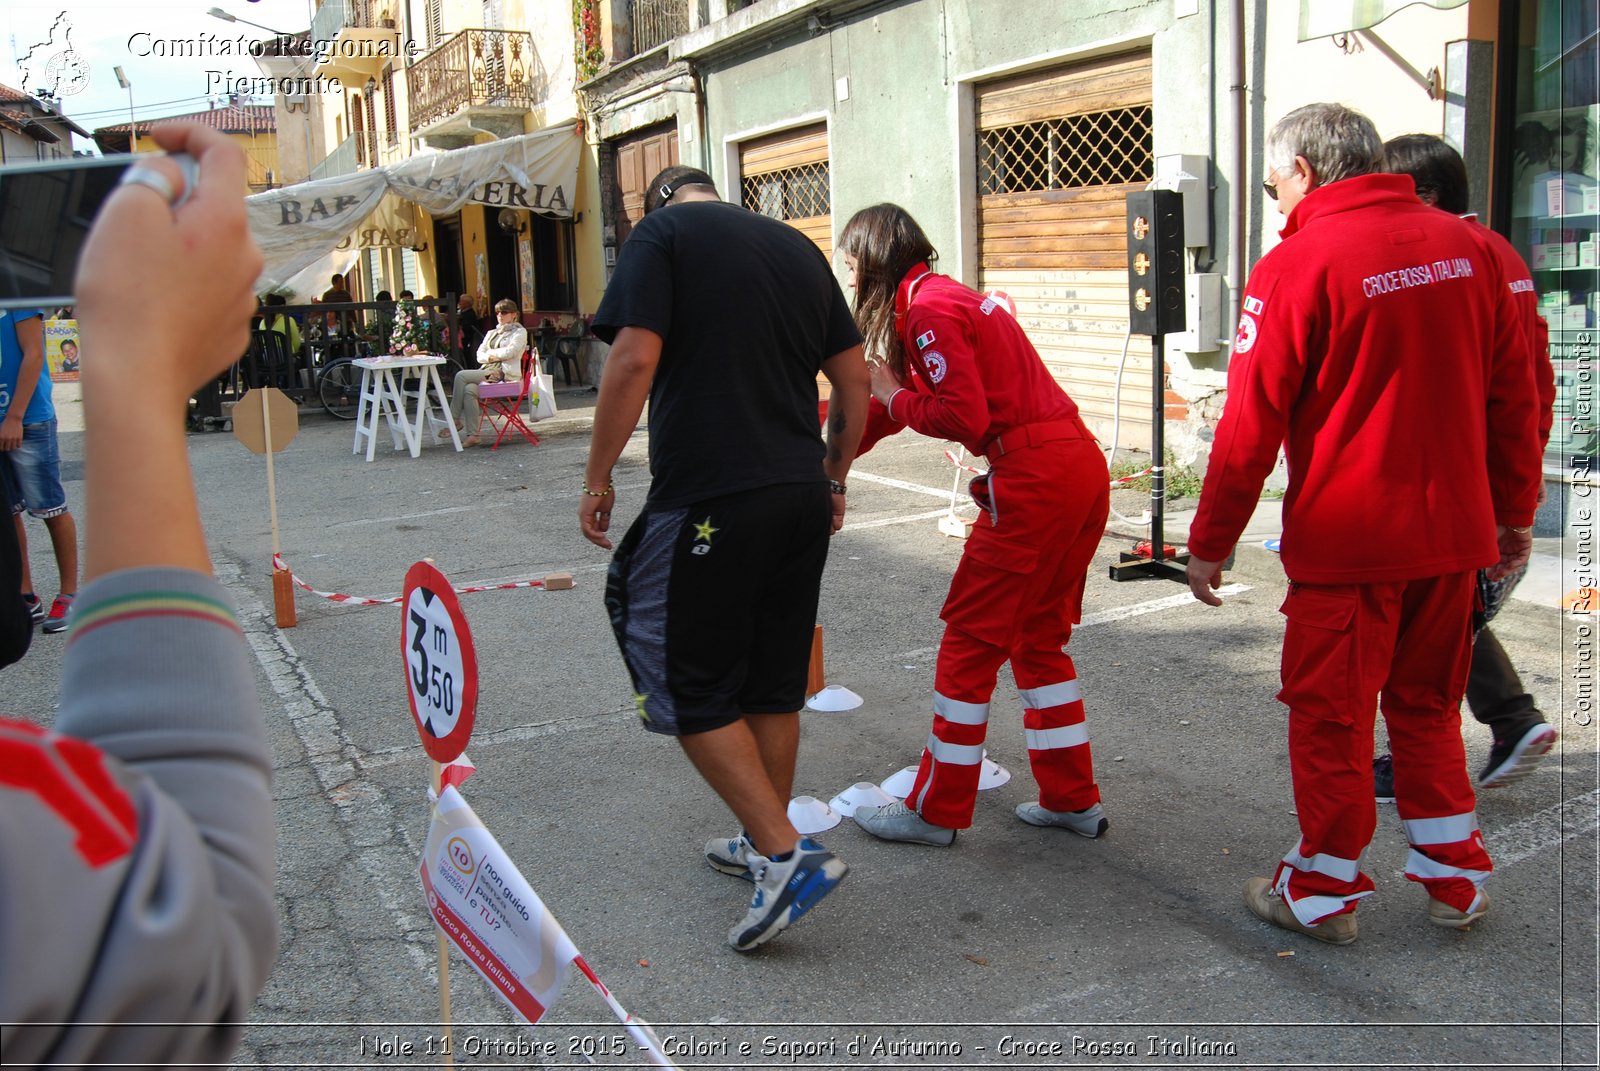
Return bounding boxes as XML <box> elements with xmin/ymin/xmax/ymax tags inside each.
<box><xmin>248</xmin><ymin>125</ymin><xmax>583</xmax><ymax>290</ymax></box>
<box><xmin>1298</xmin><ymin>0</ymin><xmax>1467</xmax><ymax>42</ymax></box>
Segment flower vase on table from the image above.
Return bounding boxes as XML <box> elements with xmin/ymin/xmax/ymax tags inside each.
<box><xmin>390</xmin><ymin>299</ymin><xmax>429</xmax><ymax>358</ymax></box>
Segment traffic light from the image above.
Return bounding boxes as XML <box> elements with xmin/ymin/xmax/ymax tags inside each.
<box><xmin>1125</xmin><ymin>190</ymin><xmax>1186</xmax><ymax>337</ymax></box>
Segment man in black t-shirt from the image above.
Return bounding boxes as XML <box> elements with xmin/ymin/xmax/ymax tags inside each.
<box><xmin>582</xmin><ymin>165</ymin><xmax>869</xmax><ymax>953</ymax></box>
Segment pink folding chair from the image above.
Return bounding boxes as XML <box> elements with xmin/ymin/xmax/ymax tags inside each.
<box><xmin>476</xmin><ymin>352</ymin><xmax>541</xmax><ymax>450</ymax></box>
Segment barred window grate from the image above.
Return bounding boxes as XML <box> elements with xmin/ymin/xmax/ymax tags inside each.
<box><xmin>978</xmin><ymin>106</ymin><xmax>1152</xmax><ymax>195</ymax></box>
<box><xmin>741</xmin><ymin>161</ymin><xmax>831</xmax><ymax>221</ymax></box>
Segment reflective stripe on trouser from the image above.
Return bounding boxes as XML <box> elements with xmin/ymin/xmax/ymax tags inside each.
<box><xmin>1272</xmin><ymin>842</ymin><xmax>1375</xmax><ymax>926</ymax></box>
<box><xmin>1400</xmin><ymin>810</ymin><xmax>1491</xmax><ymax>907</ymax></box>
<box><xmin>1275</xmin><ymin>572</ymin><xmax>1489</xmax><ymax>923</ymax></box>
<box><xmin>1018</xmin><ymin>669</ymin><xmax>1098</xmax><ymax>814</ymax></box>
<box><xmin>905</xmin><ymin>627</ymin><xmax>1000</xmax><ymax>829</ymax></box>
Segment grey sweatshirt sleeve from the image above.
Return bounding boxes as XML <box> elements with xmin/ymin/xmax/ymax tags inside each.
<box><xmin>0</xmin><ymin>567</ymin><xmax>277</xmax><ymax>1068</ymax></box>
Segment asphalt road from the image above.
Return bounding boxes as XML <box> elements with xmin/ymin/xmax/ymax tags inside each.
<box><xmin>8</xmin><ymin>390</ymin><xmax>1594</xmax><ymax>1070</ymax></box>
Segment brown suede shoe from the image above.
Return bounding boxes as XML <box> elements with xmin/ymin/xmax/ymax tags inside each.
<box><xmin>1243</xmin><ymin>877</ymin><xmax>1358</xmax><ymax>945</ymax></box>
<box><xmin>1428</xmin><ymin>889</ymin><xmax>1491</xmax><ymax>929</ymax></box>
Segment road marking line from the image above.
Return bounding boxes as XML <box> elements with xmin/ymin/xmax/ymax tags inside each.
<box><xmin>332</xmin><ymin>503</ymin><xmax>494</xmax><ymax>527</ymax></box>
<box><xmin>1485</xmin><ymin>786</ymin><xmax>1600</xmax><ymax>868</ymax></box>
<box><xmin>329</xmin><ymin>483</ymin><xmax>651</xmax><ymax>529</ymax></box>
<box><xmin>1080</xmin><ymin>583</ymin><xmax>1251</xmax><ymax>627</ymax></box>
<box><xmin>851</xmin><ymin>469</ymin><xmax>970</xmax><ymax>500</ymax></box>
<box><xmin>841</xmin><ymin>509</ymin><xmax>956</xmax><ymax>532</ymax></box>
<box><xmin>360</xmin><ymin>714</ymin><xmax>631</xmax><ymax>766</ymax></box>
<box><xmin>895</xmin><ymin>584</ymin><xmax>1253</xmax><ymax>660</ymax></box>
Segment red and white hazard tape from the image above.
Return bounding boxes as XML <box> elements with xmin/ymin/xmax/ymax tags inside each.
<box><xmin>943</xmin><ymin>449</ymin><xmax>987</xmax><ymax>476</ymax></box>
<box><xmin>1110</xmin><ymin>466</ymin><xmax>1154</xmax><ymax>488</ymax></box>
<box><xmin>273</xmin><ymin>553</ymin><xmax>547</xmax><ymax>607</ymax></box>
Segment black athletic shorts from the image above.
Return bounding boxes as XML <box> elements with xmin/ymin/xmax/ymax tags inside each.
<box><xmin>605</xmin><ymin>480</ymin><xmax>831</xmax><ymax>736</ymax></box>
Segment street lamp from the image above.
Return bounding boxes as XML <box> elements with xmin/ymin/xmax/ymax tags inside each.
<box><xmin>207</xmin><ymin>7</ymin><xmax>294</xmax><ymax>36</ymax></box>
<box><xmin>113</xmin><ymin>66</ymin><xmax>136</xmax><ymax>153</ymax></box>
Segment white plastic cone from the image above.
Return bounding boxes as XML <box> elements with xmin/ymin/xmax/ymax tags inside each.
<box><xmin>828</xmin><ymin>781</ymin><xmax>897</xmax><ymax>817</ymax></box>
<box><xmin>805</xmin><ymin>684</ymin><xmax>863</xmax><ymax>712</ymax></box>
<box><xmin>978</xmin><ymin>751</ymin><xmax>1011</xmax><ymax>790</ymax></box>
<box><xmin>787</xmin><ymin>795</ymin><xmax>841</xmax><ymax>834</ymax></box>
<box><xmin>879</xmin><ymin>765</ymin><xmax>918</xmax><ymax>798</ymax></box>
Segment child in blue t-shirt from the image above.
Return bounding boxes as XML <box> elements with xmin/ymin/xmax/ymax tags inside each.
<box><xmin>0</xmin><ymin>308</ymin><xmax>78</xmax><ymax>633</ymax></box>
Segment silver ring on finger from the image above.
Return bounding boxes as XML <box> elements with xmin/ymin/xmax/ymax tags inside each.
<box><xmin>119</xmin><ymin>165</ymin><xmax>178</xmax><ymax>205</ymax></box>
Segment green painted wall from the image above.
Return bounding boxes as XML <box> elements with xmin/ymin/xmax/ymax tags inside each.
<box><xmin>696</xmin><ymin>0</ymin><xmax>1218</xmax><ymax>279</ymax></box>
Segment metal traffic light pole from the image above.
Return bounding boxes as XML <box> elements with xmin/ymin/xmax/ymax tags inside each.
<box><xmin>1111</xmin><ymin>189</ymin><xmax>1190</xmax><ymax>583</ymax></box>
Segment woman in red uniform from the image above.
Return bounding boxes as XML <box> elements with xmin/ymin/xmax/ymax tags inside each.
<box><xmin>841</xmin><ymin>204</ymin><xmax>1111</xmax><ymax>846</ymax></box>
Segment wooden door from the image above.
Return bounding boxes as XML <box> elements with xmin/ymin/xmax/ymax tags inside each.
<box><xmin>612</xmin><ymin>122</ymin><xmax>679</xmax><ymax>246</ymax></box>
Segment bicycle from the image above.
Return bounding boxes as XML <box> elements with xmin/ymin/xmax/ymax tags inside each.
<box><xmin>317</xmin><ymin>356</ymin><xmax>363</xmax><ymax>419</ymax></box>
<box><xmin>318</xmin><ymin>346</ymin><xmax>470</xmax><ymax>421</ymax></box>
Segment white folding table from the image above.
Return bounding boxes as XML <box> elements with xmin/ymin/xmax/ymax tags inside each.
<box><xmin>352</xmin><ymin>355</ymin><xmax>462</xmax><ymax>461</ymax></box>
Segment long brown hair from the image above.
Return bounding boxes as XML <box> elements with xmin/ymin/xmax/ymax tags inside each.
<box><xmin>839</xmin><ymin>204</ymin><xmax>936</xmax><ymax>378</ymax></box>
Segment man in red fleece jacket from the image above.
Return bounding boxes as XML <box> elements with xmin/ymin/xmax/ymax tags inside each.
<box><xmin>1185</xmin><ymin>103</ymin><xmax>1542</xmax><ymax>946</ymax></box>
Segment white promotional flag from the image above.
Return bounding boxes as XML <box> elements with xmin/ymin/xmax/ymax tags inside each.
<box><xmin>418</xmin><ymin>786</ymin><xmax>580</xmax><ymax>1023</ymax></box>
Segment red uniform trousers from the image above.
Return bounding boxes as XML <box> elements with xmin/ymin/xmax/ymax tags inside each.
<box><xmin>1273</xmin><ymin>572</ymin><xmax>1493</xmax><ymax>925</ymax></box>
<box><xmin>905</xmin><ymin>431</ymin><xmax>1109</xmax><ymax>829</ymax></box>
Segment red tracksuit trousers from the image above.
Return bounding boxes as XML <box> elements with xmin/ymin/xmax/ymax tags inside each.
<box><xmin>905</xmin><ymin>436</ymin><xmax>1109</xmax><ymax>829</ymax></box>
<box><xmin>1273</xmin><ymin>573</ymin><xmax>1493</xmax><ymax>924</ymax></box>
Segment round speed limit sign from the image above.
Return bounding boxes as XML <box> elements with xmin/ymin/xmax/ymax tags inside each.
<box><xmin>401</xmin><ymin>561</ymin><xmax>479</xmax><ymax>763</ymax></box>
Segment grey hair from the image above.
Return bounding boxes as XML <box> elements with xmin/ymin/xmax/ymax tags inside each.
<box><xmin>1266</xmin><ymin>103</ymin><xmax>1386</xmax><ymax>187</ymax></box>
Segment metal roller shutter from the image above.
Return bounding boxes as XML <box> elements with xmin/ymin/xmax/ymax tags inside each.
<box><xmin>739</xmin><ymin>123</ymin><xmax>832</xmax><ymax>260</ymax></box>
<box><xmin>976</xmin><ymin>51</ymin><xmax>1154</xmax><ymax>450</ymax></box>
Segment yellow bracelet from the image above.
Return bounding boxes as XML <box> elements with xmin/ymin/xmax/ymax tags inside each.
<box><xmin>582</xmin><ymin>482</ymin><xmax>614</xmax><ymax>497</ymax></box>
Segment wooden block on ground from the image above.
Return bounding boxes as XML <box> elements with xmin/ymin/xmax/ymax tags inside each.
<box><xmin>544</xmin><ymin>572</ymin><xmax>575</xmax><ymax>591</ymax></box>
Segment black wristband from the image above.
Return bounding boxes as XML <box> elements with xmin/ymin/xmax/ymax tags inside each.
<box><xmin>828</xmin><ymin>479</ymin><xmax>847</xmax><ymax>495</ymax></box>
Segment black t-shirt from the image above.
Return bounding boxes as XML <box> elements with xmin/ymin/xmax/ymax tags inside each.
<box><xmin>592</xmin><ymin>201</ymin><xmax>861</xmax><ymax>510</ymax></box>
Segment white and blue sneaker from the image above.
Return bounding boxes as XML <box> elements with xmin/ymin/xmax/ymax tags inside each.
<box><xmin>728</xmin><ymin>838</ymin><xmax>848</xmax><ymax>952</ymax></box>
<box><xmin>705</xmin><ymin>832</ymin><xmax>758</xmax><ymax>881</ymax></box>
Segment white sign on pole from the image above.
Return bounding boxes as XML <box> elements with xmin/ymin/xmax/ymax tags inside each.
<box><xmin>419</xmin><ymin>787</ymin><xmax>581</xmax><ymax>1023</ymax></box>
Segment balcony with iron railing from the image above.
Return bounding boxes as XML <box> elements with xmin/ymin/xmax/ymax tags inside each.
<box><xmin>407</xmin><ymin>29</ymin><xmax>538</xmax><ymax>136</ymax></box>
<box><xmin>628</xmin><ymin>0</ymin><xmax>689</xmax><ymax>56</ymax></box>
<box><xmin>308</xmin><ymin>132</ymin><xmax>389</xmax><ymax>180</ymax></box>
<box><xmin>312</xmin><ymin>0</ymin><xmax>401</xmax><ymax>83</ymax></box>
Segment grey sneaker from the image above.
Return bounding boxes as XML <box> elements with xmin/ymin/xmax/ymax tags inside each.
<box><xmin>40</xmin><ymin>593</ymin><xmax>74</xmax><ymax>634</ymax></box>
<box><xmin>853</xmin><ymin>800</ymin><xmax>956</xmax><ymax>845</ymax></box>
<box><xmin>729</xmin><ymin>838</ymin><xmax>848</xmax><ymax>952</ymax></box>
<box><xmin>705</xmin><ymin>832</ymin><xmax>757</xmax><ymax>881</ymax></box>
<box><xmin>1428</xmin><ymin>888</ymin><xmax>1491</xmax><ymax>930</ymax></box>
<box><xmin>1015</xmin><ymin>801</ymin><xmax>1108</xmax><ymax>838</ymax></box>
<box><xmin>1242</xmin><ymin>876</ymin><xmax>1357</xmax><ymax>945</ymax></box>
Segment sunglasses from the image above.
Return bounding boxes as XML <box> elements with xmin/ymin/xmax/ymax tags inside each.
<box><xmin>1263</xmin><ymin>163</ymin><xmax>1294</xmax><ymax>201</ymax></box>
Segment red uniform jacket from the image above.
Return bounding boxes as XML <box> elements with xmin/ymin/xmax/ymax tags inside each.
<box><xmin>1467</xmin><ymin>215</ymin><xmax>1555</xmax><ymax>448</ymax></box>
<box><xmin>1187</xmin><ymin>174</ymin><xmax>1542</xmax><ymax>585</ymax></box>
<box><xmin>857</xmin><ymin>266</ymin><xmax>1080</xmax><ymax>456</ymax></box>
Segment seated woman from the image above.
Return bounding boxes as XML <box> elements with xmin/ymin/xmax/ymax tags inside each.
<box><xmin>445</xmin><ymin>298</ymin><xmax>528</xmax><ymax>446</ymax></box>
<box><xmin>256</xmin><ymin>293</ymin><xmax>302</xmax><ymax>357</ymax></box>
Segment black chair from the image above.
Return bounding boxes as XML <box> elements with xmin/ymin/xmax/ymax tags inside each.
<box><xmin>535</xmin><ymin>323</ymin><xmax>560</xmax><ymax>364</ymax></box>
<box><xmin>243</xmin><ymin>329</ymin><xmax>300</xmax><ymax>391</ymax></box>
<box><xmin>551</xmin><ymin>321</ymin><xmax>585</xmax><ymax>386</ymax></box>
